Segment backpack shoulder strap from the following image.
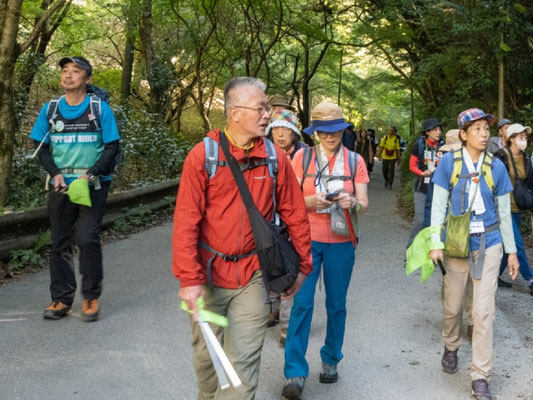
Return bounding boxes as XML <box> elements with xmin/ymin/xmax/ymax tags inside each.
<box><xmin>348</xmin><ymin>150</ymin><xmax>358</xmax><ymax>193</ymax></box>
<box><xmin>89</xmin><ymin>94</ymin><xmax>102</xmax><ymax>132</ymax></box>
<box><xmin>203</xmin><ymin>137</ymin><xmax>220</xmax><ymax>178</ymax></box>
<box><xmin>449</xmin><ymin>150</ymin><xmax>464</xmax><ymax>190</ymax></box>
<box><xmin>300</xmin><ymin>146</ymin><xmax>314</xmax><ymax>189</ymax></box>
<box><xmin>482</xmin><ymin>151</ymin><xmax>495</xmax><ymax>192</ymax></box>
<box><xmin>46</xmin><ymin>96</ymin><xmax>64</xmax><ymax>132</ymax></box>
<box><xmin>262</xmin><ymin>137</ymin><xmax>278</xmax><ymax>179</ymax></box>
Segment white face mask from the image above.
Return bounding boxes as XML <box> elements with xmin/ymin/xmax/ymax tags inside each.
<box><xmin>516</xmin><ymin>139</ymin><xmax>527</xmax><ymax>151</ymax></box>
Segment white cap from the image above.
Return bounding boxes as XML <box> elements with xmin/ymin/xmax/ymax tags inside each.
<box><xmin>505</xmin><ymin>123</ymin><xmax>532</xmax><ymax>139</ymax></box>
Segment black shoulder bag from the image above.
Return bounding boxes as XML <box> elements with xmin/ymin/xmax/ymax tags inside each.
<box><xmin>505</xmin><ymin>148</ymin><xmax>533</xmax><ymax>211</ymax></box>
<box><xmin>219</xmin><ymin>132</ymin><xmax>300</xmax><ymax>295</ymax></box>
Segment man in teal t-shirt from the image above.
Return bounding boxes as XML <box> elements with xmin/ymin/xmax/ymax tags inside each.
<box><xmin>30</xmin><ymin>56</ymin><xmax>120</xmax><ymax>322</ymax></box>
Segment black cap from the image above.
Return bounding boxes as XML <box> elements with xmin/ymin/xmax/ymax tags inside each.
<box><xmin>422</xmin><ymin>118</ymin><xmax>442</xmax><ymax>132</ymax></box>
<box><xmin>59</xmin><ymin>56</ymin><xmax>92</xmax><ymax>77</ymax></box>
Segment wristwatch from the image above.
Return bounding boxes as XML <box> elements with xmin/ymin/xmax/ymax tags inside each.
<box><xmin>87</xmin><ymin>173</ymin><xmax>96</xmax><ymax>182</ymax></box>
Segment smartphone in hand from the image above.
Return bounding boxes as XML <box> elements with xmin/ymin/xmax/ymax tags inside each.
<box><xmin>325</xmin><ymin>191</ymin><xmax>340</xmax><ymax>201</ymax></box>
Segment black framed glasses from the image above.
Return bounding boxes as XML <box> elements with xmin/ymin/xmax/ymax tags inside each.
<box><xmin>233</xmin><ymin>104</ymin><xmax>272</xmax><ymax>115</ymax></box>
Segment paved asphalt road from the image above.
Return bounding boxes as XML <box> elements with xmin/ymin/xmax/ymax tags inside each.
<box><xmin>1</xmin><ymin>161</ymin><xmax>532</xmax><ymax>400</ymax></box>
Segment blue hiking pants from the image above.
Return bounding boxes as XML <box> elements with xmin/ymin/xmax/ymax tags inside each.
<box><xmin>284</xmin><ymin>241</ymin><xmax>356</xmax><ymax>378</ymax></box>
<box><xmin>499</xmin><ymin>212</ymin><xmax>533</xmax><ymax>281</ymax></box>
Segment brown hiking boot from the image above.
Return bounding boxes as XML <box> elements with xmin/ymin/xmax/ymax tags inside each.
<box><xmin>43</xmin><ymin>301</ymin><xmax>72</xmax><ymax>320</ymax></box>
<box><xmin>441</xmin><ymin>347</ymin><xmax>458</xmax><ymax>374</ymax></box>
<box><xmin>472</xmin><ymin>379</ymin><xmax>492</xmax><ymax>400</ymax></box>
<box><xmin>266</xmin><ymin>311</ymin><xmax>279</xmax><ymax>327</ymax></box>
<box><xmin>81</xmin><ymin>299</ymin><xmax>100</xmax><ymax>322</ymax></box>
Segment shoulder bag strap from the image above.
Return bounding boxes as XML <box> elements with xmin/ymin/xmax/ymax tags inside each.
<box><xmin>505</xmin><ymin>147</ymin><xmax>521</xmax><ymax>183</ymax></box>
<box><xmin>219</xmin><ymin>132</ymin><xmax>257</xmax><ymax>212</ymax></box>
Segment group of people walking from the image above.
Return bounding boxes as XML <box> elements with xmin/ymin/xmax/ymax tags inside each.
<box><xmin>29</xmin><ymin>55</ymin><xmax>530</xmax><ymax>400</ymax></box>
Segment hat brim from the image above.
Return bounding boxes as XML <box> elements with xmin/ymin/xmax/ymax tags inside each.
<box><xmin>303</xmin><ymin>121</ymin><xmax>351</xmax><ymax>136</ymax></box>
<box><xmin>58</xmin><ymin>57</ymin><xmax>92</xmax><ymax>76</ymax></box>
<box><xmin>463</xmin><ymin>114</ymin><xmax>495</xmax><ymax>128</ymax></box>
<box><xmin>439</xmin><ymin>143</ymin><xmax>462</xmax><ymax>153</ymax></box>
<box><xmin>265</xmin><ymin>120</ymin><xmax>301</xmax><ymax>137</ymax></box>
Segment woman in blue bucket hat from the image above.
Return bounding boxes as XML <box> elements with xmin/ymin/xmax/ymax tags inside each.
<box><xmin>281</xmin><ymin>102</ymin><xmax>369</xmax><ymax>399</ymax></box>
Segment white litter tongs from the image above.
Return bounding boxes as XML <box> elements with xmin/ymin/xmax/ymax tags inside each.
<box><xmin>197</xmin><ymin>314</ymin><xmax>242</xmax><ymax>390</ymax></box>
<box><xmin>181</xmin><ymin>298</ymin><xmax>241</xmax><ymax>390</ymax></box>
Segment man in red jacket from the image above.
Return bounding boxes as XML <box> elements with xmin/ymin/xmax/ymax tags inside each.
<box><xmin>172</xmin><ymin>76</ymin><xmax>312</xmax><ymax>399</ymax></box>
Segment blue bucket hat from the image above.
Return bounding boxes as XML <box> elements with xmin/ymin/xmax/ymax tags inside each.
<box><xmin>302</xmin><ymin>102</ymin><xmax>351</xmax><ymax>136</ymax></box>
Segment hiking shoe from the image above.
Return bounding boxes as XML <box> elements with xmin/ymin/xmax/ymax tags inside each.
<box><xmin>441</xmin><ymin>347</ymin><xmax>458</xmax><ymax>374</ymax></box>
<box><xmin>497</xmin><ymin>277</ymin><xmax>512</xmax><ymax>288</ymax></box>
<box><xmin>467</xmin><ymin>325</ymin><xmax>474</xmax><ymax>342</ymax></box>
<box><xmin>266</xmin><ymin>311</ymin><xmax>279</xmax><ymax>327</ymax></box>
<box><xmin>472</xmin><ymin>379</ymin><xmax>492</xmax><ymax>400</ymax></box>
<box><xmin>528</xmin><ymin>281</ymin><xmax>533</xmax><ymax>296</ymax></box>
<box><xmin>387</xmin><ymin>183</ymin><xmax>393</xmax><ymax>190</ymax></box>
<box><xmin>81</xmin><ymin>299</ymin><xmax>100</xmax><ymax>322</ymax></box>
<box><xmin>384</xmin><ymin>180</ymin><xmax>388</xmax><ymax>188</ymax></box>
<box><xmin>319</xmin><ymin>362</ymin><xmax>338</xmax><ymax>383</ymax></box>
<box><xmin>280</xmin><ymin>330</ymin><xmax>287</xmax><ymax>348</ymax></box>
<box><xmin>43</xmin><ymin>301</ymin><xmax>72</xmax><ymax>320</ymax></box>
<box><xmin>281</xmin><ymin>377</ymin><xmax>305</xmax><ymax>400</ymax></box>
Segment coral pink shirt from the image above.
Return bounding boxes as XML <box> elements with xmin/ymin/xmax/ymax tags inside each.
<box><xmin>291</xmin><ymin>146</ymin><xmax>369</xmax><ymax>243</ymax></box>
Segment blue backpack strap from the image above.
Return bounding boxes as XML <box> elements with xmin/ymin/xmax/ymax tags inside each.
<box><xmin>300</xmin><ymin>146</ymin><xmax>314</xmax><ymax>189</ymax></box>
<box><xmin>348</xmin><ymin>149</ymin><xmax>358</xmax><ymax>193</ymax></box>
<box><xmin>89</xmin><ymin>94</ymin><xmax>102</xmax><ymax>133</ymax></box>
<box><xmin>263</xmin><ymin>137</ymin><xmax>278</xmax><ymax>179</ymax></box>
<box><xmin>203</xmin><ymin>137</ymin><xmax>220</xmax><ymax>178</ymax></box>
<box><xmin>262</xmin><ymin>137</ymin><xmax>278</xmax><ymax>217</ymax></box>
<box><xmin>46</xmin><ymin>96</ymin><xmax>63</xmax><ymax>132</ymax></box>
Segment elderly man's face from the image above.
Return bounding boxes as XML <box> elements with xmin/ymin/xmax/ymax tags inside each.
<box><xmin>230</xmin><ymin>86</ymin><xmax>270</xmax><ymax>136</ymax></box>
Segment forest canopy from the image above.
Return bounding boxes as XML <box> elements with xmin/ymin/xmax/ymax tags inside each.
<box><xmin>0</xmin><ymin>0</ymin><xmax>532</xmax><ymax>208</ymax></box>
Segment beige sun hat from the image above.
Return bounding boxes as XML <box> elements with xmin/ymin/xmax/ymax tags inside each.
<box><xmin>302</xmin><ymin>102</ymin><xmax>351</xmax><ymax>136</ymax></box>
<box><xmin>438</xmin><ymin>129</ymin><xmax>462</xmax><ymax>153</ymax></box>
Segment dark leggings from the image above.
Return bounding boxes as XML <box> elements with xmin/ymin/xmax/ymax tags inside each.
<box><xmin>382</xmin><ymin>159</ymin><xmax>396</xmax><ymax>185</ymax></box>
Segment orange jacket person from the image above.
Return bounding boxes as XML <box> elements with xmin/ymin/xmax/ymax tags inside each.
<box><xmin>172</xmin><ymin>77</ymin><xmax>312</xmax><ymax>399</ymax></box>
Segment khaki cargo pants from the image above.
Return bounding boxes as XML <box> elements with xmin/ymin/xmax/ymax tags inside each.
<box><xmin>189</xmin><ymin>271</ymin><xmax>269</xmax><ymax>400</ymax></box>
<box><xmin>442</xmin><ymin>243</ymin><xmax>502</xmax><ymax>381</ymax></box>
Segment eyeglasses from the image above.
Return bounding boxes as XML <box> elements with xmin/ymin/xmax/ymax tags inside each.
<box><xmin>233</xmin><ymin>104</ymin><xmax>272</xmax><ymax>115</ymax></box>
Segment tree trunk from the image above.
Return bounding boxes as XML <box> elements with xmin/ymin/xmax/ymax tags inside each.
<box><xmin>120</xmin><ymin>33</ymin><xmax>135</xmax><ymax>102</ymax></box>
<box><xmin>0</xmin><ymin>0</ymin><xmax>68</xmax><ymax>206</ymax></box>
<box><xmin>0</xmin><ymin>0</ymin><xmax>24</xmax><ymax>206</ymax></box>
<box><xmin>120</xmin><ymin>0</ymin><xmax>137</xmax><ymax>102</ymax></box>
<box><xmin>139</xmin><ymin>0</ymin><xmax>161</xmax><ymax>113</ymax></box>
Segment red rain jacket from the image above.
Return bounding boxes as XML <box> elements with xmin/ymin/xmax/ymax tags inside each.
<box><xmin>172</xmin><ymin>129</ymin><xmax>312</xmax><ymax>289</ymax></box>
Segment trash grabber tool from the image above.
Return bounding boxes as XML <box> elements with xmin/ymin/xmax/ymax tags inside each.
<box><xmin>200</xmin><ymin>318</ymin><xmax>242</xmax><ymax>388</ymax></box>
<box><xmin>198</xmin><ymin>316</ymin><xmax>230</xmax><ymax>390</ymax></box>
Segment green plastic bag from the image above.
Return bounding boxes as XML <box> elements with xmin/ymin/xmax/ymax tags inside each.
<box><xmin>67</xmin><ymin>178</ymin><xmax>92</xmax><ymax>207</ymax></box>
<box><xmin>406</xmin><ymin>225</ymin><xmax>444</xmax><ymax>283</ymax></box>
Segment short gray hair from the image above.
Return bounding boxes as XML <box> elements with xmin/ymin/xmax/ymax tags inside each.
<box><xmin>224</xmin><ymin>77</ymin><xmax>266</xmax><ymax>117</ymax></box>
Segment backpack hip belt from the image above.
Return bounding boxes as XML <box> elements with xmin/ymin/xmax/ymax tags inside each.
<box><xmin>198</xmin><ymin>241</ymin><xmax>257</xmax><ymax>288</ymax></box>
<box><xmin>59</xmin><ymin>168</ymin><xmax>101</xmax><ymax>190</ymax></box>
